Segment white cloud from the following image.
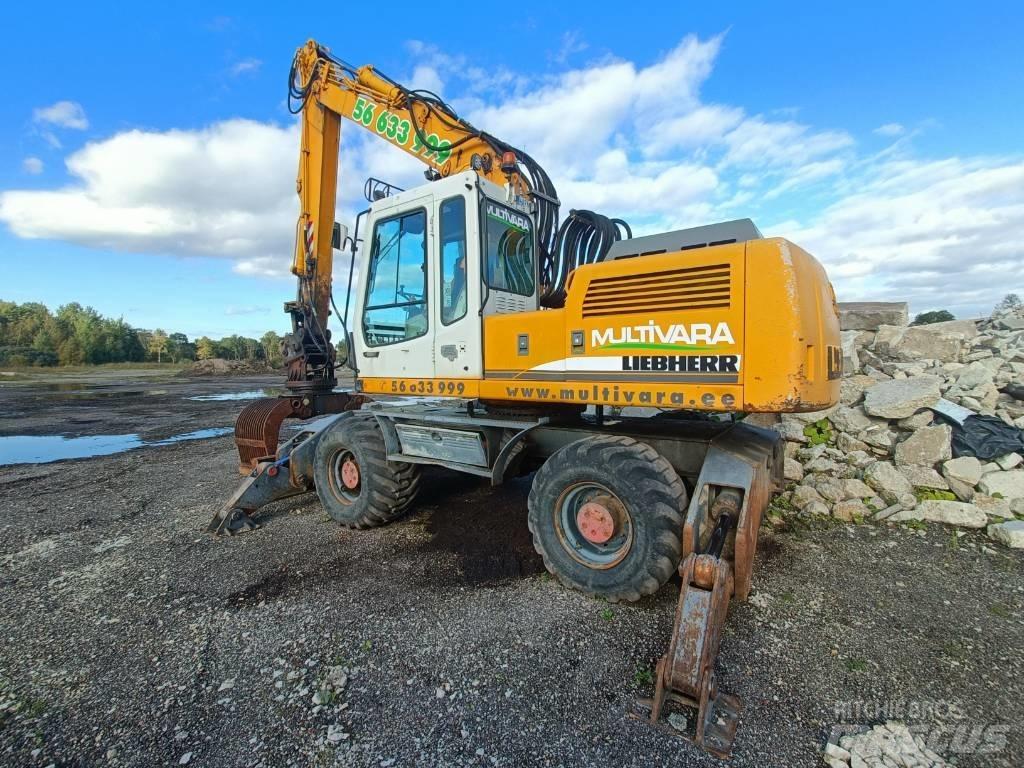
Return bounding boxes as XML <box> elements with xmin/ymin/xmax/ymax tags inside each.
<box><xmin>230</xmin><ymin>58</ymin><xmax>262</xmax><ymax>76</ymax></box>
<box><xmin>777</xmin><ymin>157</ymin><xmax>1024</xmax><ymax>317</ymax></box>
<box><xmin>409</xmin><ymin>64</ymin><xmax>444</xmax><ymax>95</ymax></box>
<box><xmin>1</xmin><ymin>35</ymin><xmax>1020</xmax><ymax>317</ymax></box>
<box><xmin>33</xmin><ymin>100</ymin><xmax>89</xmax><ymax>130</ymax></box>
<box><xmin>1</xmin><ymin>120</ymin><xmax>298</xmax><ymax>269</ymax></box>
<box><xmin>874</xmin><ymin>122</ymin><xmax>905</xmax><ymax>137</ymax></box>
<box><xmin>720</xmin><ymin>117</ymin><xmax>853</xmax><ymax>169</ymax></box>
<box><xmin>553</xmin><ymin>31</ymin><xmax>588</xmax><ymax>64</ymax></box>
<box><xmin>22</xmin><ymin>157</ymin><xmax>43</xmax><ymax>174</ymax></box>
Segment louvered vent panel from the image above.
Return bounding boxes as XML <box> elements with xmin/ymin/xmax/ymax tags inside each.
<box><xmin>581</xmin><ymin>263</ymin><xmax>731</xmax><ymax>318</ymax></box>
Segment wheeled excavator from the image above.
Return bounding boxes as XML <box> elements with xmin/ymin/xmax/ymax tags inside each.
<box><xmin>209</xmin><ymin>39</ymin><xmax>841</xmax><ymax>756</ymax></box>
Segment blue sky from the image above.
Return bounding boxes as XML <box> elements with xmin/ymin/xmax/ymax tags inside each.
<box><xmin>2</xmin><ymin>1</ymin><xmax>1022</xmax><ymax>339</ymax></box>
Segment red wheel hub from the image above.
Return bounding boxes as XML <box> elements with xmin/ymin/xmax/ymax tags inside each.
<box><xmin>340</xmin><ymin>457</ymin><xmax>360</xmax><ymax>489</ymax></box>
<box><xmin>577</xmin><ymin>501</ymin><xmax>616</xmax><ymax>544</ymax></box>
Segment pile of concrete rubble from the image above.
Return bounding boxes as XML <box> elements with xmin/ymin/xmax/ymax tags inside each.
<box><xmin>824</xmin><ymin>721</ymin><xmax>950</xmax><ymax>768</ymax></box>
<box><xmin>768</xmin><ymin>301</ymin><xmax>1024</xmax><ymax>549</ymax></box>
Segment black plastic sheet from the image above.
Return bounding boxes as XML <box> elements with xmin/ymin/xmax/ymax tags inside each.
<box><xmin>947</xmin><ymin>414</ymin><xmax>1024</xmax><ymax>460</ymax></box>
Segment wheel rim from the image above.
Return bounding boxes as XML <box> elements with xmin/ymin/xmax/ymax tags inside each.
<box><xmin>554</xmin><ymin>482</ymin><xmax>633</xmax><ymax>569</ymax></box>
<box><xmin>329</xmin><ymin>449</ymin><xmax>361</xmax><ymax>503</ymax></box>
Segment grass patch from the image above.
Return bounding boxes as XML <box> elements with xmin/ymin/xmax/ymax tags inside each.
<box><xmin>914</xmin><ymin>487</ymin><xmax>957</xmax><ymax>502</ymax></box>
<box><xmin>599</xmin><ymin>608</ymin><xmax>614</xmax><ymax>621</ymax></box>
<box><xmin>989</xmin><ymin>602</ymin><xmax>1012</xmax><ymax>619</ymax></box>
<box><xmin>632</xmin><ymin>665</ymin><xmax>654</xmax><ymax>686</ymax></box>
<box><xmin>943</xmin><ymin>640</ymin><xmax>967</xmax><ymax>660</ymax></box>
<box><xmin>803</xmin><ymin>418</ymin><xmax>833</xmax><ymax>446</ymax></box>
<box><xmin>844</xmin><ymin>658</ymin><xmax>868</xmax><ymax>672</ymax></box>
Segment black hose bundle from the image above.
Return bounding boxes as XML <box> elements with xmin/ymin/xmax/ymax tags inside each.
<box><xmin>544</xmin><ymin>210</ymin><xmax>631</xmax><ymax>307</ymax></box>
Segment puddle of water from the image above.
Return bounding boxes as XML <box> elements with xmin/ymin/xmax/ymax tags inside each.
<box><xmin>187</xmin><ymin>390</ymin><xmax>273</xmax><ymax>402</ymax></box>
<box><xmin>0</xmin><ymin>427</ymin><xmax>233</xmax><ymax>466</ymax></box>
<box><xmin>150</xmin><ymin>427</ymin><xmax>233</xmax><ymax>445</ymax></box>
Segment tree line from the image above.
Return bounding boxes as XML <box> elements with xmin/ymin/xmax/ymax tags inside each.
<box><xmin>0</xmin><ymin>300</ymin><xmax>284</xmax><ymax>368</ymax></box>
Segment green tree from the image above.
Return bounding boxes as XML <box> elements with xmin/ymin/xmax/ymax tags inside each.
<box><xmin>261</xmin><ymin>331</ymin><xmax>283</xmax><ymax>367</ymax></box>
<box><xmin>166</xmin><ymin>332</ymin><xmax>194</xmax><ymax>362</ymax></box>
<box><xmin>148</xmin><ymin>329</ymin><xmax>169</xmax><ymax>363</ymax></box>
<box><xmin>196</xmin><ymin>336</ymin><xmax>217</xmax><ymax>360</ymax></box>
<box><xmin>911</xmin><ymin>310</ymin><xmax>955</xmax><ymax>326</ymax></box>
<box><xmin>31</xmin><ymin>326</ymin><xmax>57</xmax><ymax>356</ymax></box>
<box><xmin>58</xmin><ymin>336</ymin><xmax>85</xmax><ymax>365</ymax></box>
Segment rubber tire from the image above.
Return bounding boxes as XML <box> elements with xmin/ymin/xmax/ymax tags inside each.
<box><xmin>527</xmin><ymin>435</ymin><xmax>686</xmax><ymax>602</ymax></box>
<box><xmin>314</xmin><ymin>412</ymin><xmax>420</xmax><ymax>528</ymax></box>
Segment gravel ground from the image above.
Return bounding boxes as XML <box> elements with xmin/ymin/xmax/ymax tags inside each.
<box><xmin>0</xmin><ymin>374</ymin><xmax>1021</xmax><ymax>767</ymax></box>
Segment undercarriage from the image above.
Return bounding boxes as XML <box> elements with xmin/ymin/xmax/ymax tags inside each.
<box><xmin>209</xmin><ymin>393</ymin><xmax>783</xmax><ymax>756</ymax></box>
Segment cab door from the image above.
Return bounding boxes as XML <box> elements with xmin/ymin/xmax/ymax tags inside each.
<box><xmin>433</xmin><ymin>190</ymin><xmax>482</xmax><ymax>380</ymax></box>
<box><xmin>356</xmin><ymin>194</ymin><xmax>435</xmax><ymax>381</ymax></box>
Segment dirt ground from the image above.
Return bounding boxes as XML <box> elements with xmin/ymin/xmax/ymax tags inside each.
<box><xmin>0</xmin><ymin>371</ymin><xmax>1021</xmax><ymax>767</ymax></box>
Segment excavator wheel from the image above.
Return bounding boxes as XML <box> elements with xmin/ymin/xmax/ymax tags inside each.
<box><xmin>527</xmin><ymin>435</ymin><xmax>686</xmax><ymax>602</ymax></box>
<box><xmin>313</xmin><ymin>412</ymin><xmax>420</xmax><ymax>529</ymax></box>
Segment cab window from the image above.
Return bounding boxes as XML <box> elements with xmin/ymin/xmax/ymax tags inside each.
<box><xmin>439</xmin><ymin>197</ymin><xmax>467</xmax><ymax>325</ymax></box>
<box><xmin>363</xmin><ymin>209</ymin><xmax>427</xmax><ymax>346</ymax></box>
<box><xmin>482</xmin><ymin>201</ymin><xmax>534</xmax><ymax>296</ymax></box>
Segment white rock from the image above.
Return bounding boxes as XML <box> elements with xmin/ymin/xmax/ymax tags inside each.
<box><xmin>973</xmin><ymin>494</ymin><xmax>1013</xmax><ymax>519</ymax></box>
<box><xmin>178</xmin><ymin>754</ymin><xmax>193</xmax><ymax>766</ymax></box>
<box><xmin>987</xmin><ymin>520</ymin><xmax>1024</xmax><ymax>548</ymax></box>
<box><xmin>784</xmin><ymin>457</ymin><xmax>804</xmax><ymax>482</ymax></box>
<box><xmin>994</xmin><ymin>452</ymin><xmax>1023</xmax><ymax>470</ymax></box>
<box><xmin>893</xmin><ymin>425</ymin><xmax>952</xmax><ymax>467</ymax></box>
<box><xmin>977</xmin><ymin>469</ymin><xmax>1024</xmax><ymax>500</ymax></box>
<box><xmin>841</xmin><ymin>330</ymin><xmax>862</xmax><ymax>375</ymax></box>
<box><xmin>805</xmin><ymin>457</ymin><xmax>843</xmax><ymax>474</ymax></box>
<box><xmin>775</xmin><ymin>420</ymin><xmax>808</xmax><ymax>443</ymax></box>
<box><xmin>898</xmin><ymin>465</ymin><xmax>948</xmax><ymax>490</ymax></box>
<box><xmin>815</xmin><ymin>476</ymin><xmax>847</xmax><ymax>503</ymax></box>
<box><xmin>941</xmin><ymin>456</ymin><xmax>983</xmax><ymax>486</ymax></box>
<box><xmin>896</xmin><ymin>410</ymin><xmax>933</xmax><ymax>430</ymax></box>
<box><xmin>841</xmin><ymin>375</ymin><xmax>877</xmax><ymax>405</ymax></box>
<box><xmin>873</xmin><ymin>324</ymin><xmax>964</xmax><ymax>363</ymax></box>
<box><xmin>840</xmin><ymin>302</ymin><xmax>908</xmax><ymax>330</ymax></box>
<box><xmin>805</xmin><ymin>500</ymin><xmax>831</xmax><ymax>517</ymax></box>
<box><xmin>954</xmin><ymin>361</ymin><xmax>995</xmax><ymax>389</ymax></box>
<box><xmin>842</xmin><ymin>478</ymin><xmax>875</xmax><ymax>499</ymax></box>
<box><xmin>217</xmin><ymin>679</ymin><xmax>235</xmax><ymax>692</ymax></box>
<box><xmin>832</xmin><ymin>406</ymin><xmax>872</xmax><ymax>433</ymax></box>
<box><xmin>863</xmin><ymin>376</ymin><xmax>942</xmax><ymax>419</ymax></box>
<box><xmin>864</xmin><ymin>461</ymin><xmax>914</xmax><ymax>503</ymax></box>
<box><xmin>326</xmin><ymin>724</ymin><xmax>348</xmax><ymax>743</ymax></box>
<box><xmin>792</xmin><ymin>484</ymin><xmax>826</xmax><ymax>509</ymax></box>
<box><xmin>922</xmin><ymin>318</ymin><xmax>979</xmax><ymax>338</ymax></box>
<box><xmin>667</xmin><ymin>712</ymin><xmax>688</xmax><ymax>733</ymax></box>
<box><xmin>861</xmin><ymin>426</ymin><xmax>896</xmax><ymax>451</ymax></box>
<box><xmin>890</xmin><ymin>500</ymin><xmax>987</xmax><ymax>528</ymax></box>
<box><xmin>834</xmin><ymin>499</ymin><xmax>868</xmax><ymax>522</ymax></box>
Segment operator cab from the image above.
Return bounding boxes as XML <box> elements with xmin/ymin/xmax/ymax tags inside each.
<box><xmin>352</xmin><ymin>172</ymin><xmax>536</xmax><ymax>381</ymax></box>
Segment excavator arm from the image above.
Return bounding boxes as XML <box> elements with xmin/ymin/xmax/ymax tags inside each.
<box><xmin>283</xmin><ymin>40</ymin><xmax>546</xmax><ymax>394</ymax></box>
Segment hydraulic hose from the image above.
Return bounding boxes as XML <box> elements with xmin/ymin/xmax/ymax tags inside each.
<box><xmin>543</xmin><ymin>210</ymin><xmax>632</xmax><ymax>308</ymax></box>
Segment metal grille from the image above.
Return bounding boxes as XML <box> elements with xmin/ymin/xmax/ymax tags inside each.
<box><xmin>581</xmin><ymin>263</ymin><xmax>731</xmax><ymax>318</ymax></box>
